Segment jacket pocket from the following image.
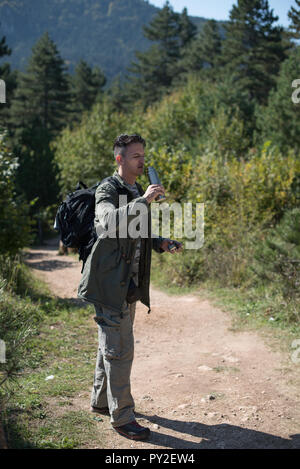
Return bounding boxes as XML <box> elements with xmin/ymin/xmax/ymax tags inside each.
<box><xmin>97</xmin><ymin>238</ymin><xmax>122</xmax><ymax>274</ymax></box>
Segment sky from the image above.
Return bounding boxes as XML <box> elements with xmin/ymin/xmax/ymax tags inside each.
<box><xmin>148</xmin><ymin>0</ymin><xmax>297</xmax><ymax>27</ymax></box>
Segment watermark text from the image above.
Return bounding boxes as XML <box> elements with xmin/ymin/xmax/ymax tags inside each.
<box><xmin>291</xmin><ymin>339</ymin><xmax>300</xmax><ymax>364</ymax></box>
<box><xmin>96</xmin><ymin>196</ymin><xmax>204</xmax><ymax>249</ymax></box>
<box><xmin>291</xmin><ymin>79</ymin><xmax>300</xmax><ymax>104</ymax></box>
<box><xmin>0</xmin><ymin>79</ymin><xmax>6</xmax><ymax>103</ymax></box>
<box><xmin>0</xmin><ymin>339</ymin><xmax>6</xmax><ymax>363</ymax></box>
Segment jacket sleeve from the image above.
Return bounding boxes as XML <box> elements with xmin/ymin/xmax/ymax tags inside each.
<box><xmin>94</xmin><ymin>182</ymin><xmax>149</xmax><ymax>238</ymax></box>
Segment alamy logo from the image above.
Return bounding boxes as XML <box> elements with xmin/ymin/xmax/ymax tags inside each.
<box><xmin>0</xmin><ymin>79</ymin><xmax>6</xmax><ymax>103</ymax></box>
<box><xmin>291</xmin><ymin>339</ymin><xmax>300</xmax><ymax>364</ymax></box>
<box><xmin>96</xmin><ymin>195</ymin><xmax>205</xmax><ymax>250</ymax></box>
<box><xmin>0</xmin><ymin>339</ymin><xmax>6</xmax><ymax>363</ymax></box>
<box><xmin>291</xmin><ymin>79</ymin><xmax>300</xmax><ymax>104</ymax></box>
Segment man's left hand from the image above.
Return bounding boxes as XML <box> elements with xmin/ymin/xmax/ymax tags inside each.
<box><xmin>160</xmin><ymin>239</ymin><xmax>183</xmax><ymax>254</ymax></box>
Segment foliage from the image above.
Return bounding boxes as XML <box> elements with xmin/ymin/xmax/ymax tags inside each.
<box><xmin>1</xmin><ymin>0</ymin><xmax>299</xmax><ymax>338</ymax></box>
<box><xmin>187</xmin><ymin>142</ymin><xmax>299</xmax><ymax>231</ymax></box>
<box><xmin>53</xmin><ymin>100</ymin><xmax>133</xmax><ymax>197</ymax></box>
<box><xmin>150</xmin><ymin>142</ymin><xmax>299</xmax><ymax>294</ymax></box>
<box><xmin>0</xmin><ymin>279</ymin><xmax>41</xmax><ymax>397</ymax></box>
<box><xmin>0</xmin><ymin>131</ymin><xmax>31</xmax><ymax>256</ymax></box>
<box><xmin>14</xmin><ymin>125</ymin><xmax>60</xmax><ymax>212</ymax></box>
<box><xmin>288</xmin><ymin>0</ymin><xmax>300</xmax><ymax>39</ymax></box>
<box><xmin>0</xmin><ymin>0</ymin><xmax>206</xmax><ymax>83</ymax></box>
<box><xmin>54</xmin><ymin>75</ymin><xmax>230</xmax><ymax>197</ymax></box>
<box><xmin>256</xmin><ymin>46</ymin><xmax>300</xmax><ymax>153</ymax></box>
<box><xmin>69</xmin><ymin>59</ymin><xmax>106</xmax><ymax>120</ymax></box>
<box><xmin>220</xmin><ymin>0</ymin><xmax>289</xmax><ymax>105</ymax></box>
<box><xmin>204</xmin><ymin>109</ymin><xmax>249</xmax><ymax>160</ymax></box>
<box><xmin>126</xmin><ymin>2</ymin><xmax>197</xmax><ymax>106</ymax></box>
<box><xmin>0</xmin><ymin>253</ymin><xmax>46</xmax><ymax>411</ymax></box>
<box><xmin>141</xmin><ymin>145</ymin><xmax>193</xmax><ymax>202</ymax></box>
<box><xmin>0</xmin><ymin>28</ymin><xmax>17</xmax><ymax>128</ymax></box>
<box><xmin>178</xmin><ymin>19</ymin><xmax>222</xmax><ymax>79</ymax></box>
<box><xmin>9</xmin><ymin>32</ymin><xmax>70</xmax><ymax>137</ymax></box>
<box><xmin>251</xmin><ymin>208</ymin><xmax>300</xmax><ymax>309</ymax></box>
<box><xmin>9</xmin><ymin>32</ymin><xmax>71</xmax><ymax>215</ymax></box>
<box><xmin>139</xmin><ymin>76</ymin><xmax>217</xmax><ymax>152</ymax></box>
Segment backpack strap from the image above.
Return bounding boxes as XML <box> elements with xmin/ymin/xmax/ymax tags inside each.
<box><xmin>75</xmin><ymin>181</ymin><xmax>88</xmax><ymax>191</ymax></box>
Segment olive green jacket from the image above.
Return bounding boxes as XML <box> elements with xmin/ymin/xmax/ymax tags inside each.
<box><xmin>77</xmin><ymin>171</ymin><xmax>165</xmax><ymax>313</ymax></box>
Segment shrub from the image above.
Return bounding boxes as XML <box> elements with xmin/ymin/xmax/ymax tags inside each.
<box><xmin>0</xmin><ymin>131</ymin><xmax>32</xmax><ymax>256</ymax></box>
<box><xmin>251</xmin><ymin>208</ymin><xmax>300</xmax><ymax>302</ymax></box>
<box><xmin>0</xmin><ymin>279</ymin><xmax>41</xmax><ymax>402</ymax></box>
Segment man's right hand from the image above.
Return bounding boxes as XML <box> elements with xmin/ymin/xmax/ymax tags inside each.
<box><xmin>143</xmin><ymin>184</ymin><xmax>165</xmax><ymax>204</ymax></box>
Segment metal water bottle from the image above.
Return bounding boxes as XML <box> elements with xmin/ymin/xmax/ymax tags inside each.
<box><xmin>147</xmin><ymin>166</ymin><xmax>166</xmax><ymax>202</ymax></box>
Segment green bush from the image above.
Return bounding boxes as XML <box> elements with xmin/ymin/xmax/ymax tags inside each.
<box><xmin>151</xmin><ymin>142</ymin><xmax>299</xmax><ymax>293</ymax></box>
<box><xmin>251</xmin><ymin>208</ymin><xmax>300</xmax><ymax>302</ymax></box>
<box><xmin>0</xmin><ymin>279</ymin><xmax>42</xmax><ymax>402</ymax></box>
<box><xmin>256</xmin><ymin>47</ymin><xmax>300</xmax><ymax>153</ymax></box>
<box><xmin>53</xmin><ymin>100</ymin><xmax>132</xmax><ymax>197</ymax></box>
<box><xmin>0</xmin><ymin>131</ymin><xmax>32</xmax><ymax>256</ymax></box>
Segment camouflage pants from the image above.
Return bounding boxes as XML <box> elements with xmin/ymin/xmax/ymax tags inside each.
<box><xmin>91</xmin><ymin>300</ymin><xmax>136</xmax><ymax>427</ymax></box>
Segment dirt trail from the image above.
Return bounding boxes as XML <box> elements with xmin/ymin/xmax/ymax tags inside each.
<box><xmin>25</xmin><ymin>239</ymin><xmax>300</xmax><ymax>449</ymax></box>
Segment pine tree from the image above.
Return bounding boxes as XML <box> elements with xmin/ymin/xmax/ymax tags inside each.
<box><xmin>179</xmin><ymin>19</ymin><xmax>222</xmax><ymax>75</ymax></box>
<box><xmin>69</xmin><ymin>59</ymin><xmax>106</xmax><ymax>118</ymax></box>
<box><xmin>288</xmin><ymin>0</ymin><xmax>300</xmax><ymax>39</ymax></box>
<box><xmin>0</xmin><ymin>26</ymin><xmax>17</xmax><ymax>129</ymax></box>
<box><xmin>178</xmin><ymin>7</ymin><xmax>197</xmax><ymax>49</ymax></box>
<box><xmin>251</xmin><ymin>208</ymin><xmax>300</xmax><ymax>304</ymax></box>
<box><xmin>256</xmin><ymin>46</ymin><xmax>300</xmax><ymax>152</ymax></box>
<box><xmin>126</xmin><ymin>1</ymin><xmax>196</xmax><ymax>106</ymax></box>
<box><xmin>9</xmin><ymin>33</ymin><xmax>70</xmax><ymax>212</ymax></box>
<box><xmin>10</xmin><ymin>32</ymin><xmax>70</xmax><ymax>137</ymax></box>
<box><xmin>221</xmin><ymin>0</ymin><xmax>288</xmax><ymax>105</ymax></box>
<box><xmin>106</xmin><ymin>74</ymin><xmax>133</xmax><ymax>113</ymax></box>
<box><xmin>0</xmin><ymin>32</ymin><xmax>10</xmax><ymax>58</ymax></box>
<box><xmin>15</xmin><ymin>122</ymin><xmax>59</xmax><ymax>210</ymax></box>
<box><xmin>143</xmin><ymin>1</ymin><xmax>183</xmax><ymax>57</ymax></box>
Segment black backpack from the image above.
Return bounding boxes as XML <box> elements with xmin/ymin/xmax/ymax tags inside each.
<box><xmin>54</xmin><ymin>181</ymin><xmax>100</xmax><ymax>271</ymax></box>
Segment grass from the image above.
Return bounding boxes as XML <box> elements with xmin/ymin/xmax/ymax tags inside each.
<box><xmin>150</xmin><ymin>255</ymin><xmax>200</xmax><ymax>296</ymax></box>
<box><xmin>1</xmin><ymin>261</ymin><xmax>106</xmax><ymax>449</ymax></box>
<box><xmin>6</xmin><ymin>409</ymin><xmax>98</xmax><ymax>449</ymax></box>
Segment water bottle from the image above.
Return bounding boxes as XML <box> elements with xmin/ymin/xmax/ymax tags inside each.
<box><xmin>147</xmin><ymin>166</ymin><xmax>166</xmax><ymax>202</ymax></box>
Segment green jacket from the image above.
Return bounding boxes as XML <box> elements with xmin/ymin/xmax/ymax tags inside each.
<box><xmin>77</xmin><ymin>170</ymin><xmax>165</xmax><ymax>313</ymax></box>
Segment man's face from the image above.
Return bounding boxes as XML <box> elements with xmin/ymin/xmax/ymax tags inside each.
<box><xmin>121</xmin><ymin>142</ymin><xmax>145</xmax><ymax>177</ymax></box>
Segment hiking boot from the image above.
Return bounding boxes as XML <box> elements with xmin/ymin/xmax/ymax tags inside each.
<box><xmin>90</xmin><ymin>406</ymin><xmax>110</xmax><ymax>416</ymax></box>
<box><xmin>114</xmin><ymin>420</ymin><xmax>150</xmax><ymax>441</ymax></box>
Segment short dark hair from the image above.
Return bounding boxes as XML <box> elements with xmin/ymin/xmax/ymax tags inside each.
<box><xmin>113</xmin><ymin>133</ymin><xmax>146</xmax><ymax>157</ymax></box>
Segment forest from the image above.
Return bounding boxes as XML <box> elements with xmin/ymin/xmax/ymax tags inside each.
<box><xmin>0</xmin><ymin>0</ymin><xmax>207</xmax><ymax>80</ymax></box>
<box><xmin>0</xmin><ymin>0</ymin><xmax>300</xmax><ymax>448</ymax></box>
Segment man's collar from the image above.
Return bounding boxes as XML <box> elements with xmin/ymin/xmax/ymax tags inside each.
<box><xmin>112</xmin><ymin>170</ymin><xmax>144</xmax><ymax>196</ymax></box>
<box><xmin>113</xmin><ymin>170</ymin><xmax>135</xmax><ymax>188</ymax></box>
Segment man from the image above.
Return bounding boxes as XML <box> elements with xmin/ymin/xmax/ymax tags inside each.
<box><xmin>78</xmin><ymin>133</ymin><xmax>182</xmax><ymax>441</ymax></box>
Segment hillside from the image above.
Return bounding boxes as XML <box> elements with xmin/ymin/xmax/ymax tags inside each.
<box><xmin>0</xmin><ymin>0</ymin><xmax>208</xmax><ymax>82</ymax></box>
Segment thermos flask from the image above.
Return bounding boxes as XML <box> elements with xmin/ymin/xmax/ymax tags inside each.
<box><xmin>147</xmin><ymin>166</ymin><xmax>166</xmax><ymax>202</ymax></box>
<box><xmin>147</xmin><ymin>166</ymin><xmax>179</xmax><ymax>252</ymax></box>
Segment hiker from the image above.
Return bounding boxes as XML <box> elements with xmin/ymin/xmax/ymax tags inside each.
<box><xmin>78</xmin><ymin>133</ymin><xmax>182</xmax><ymax>441</ymax></box>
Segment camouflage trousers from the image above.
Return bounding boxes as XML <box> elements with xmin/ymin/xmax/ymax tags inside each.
<box><xmin>91</xmin><ymin>300</ymin><xmax>136</xmax><ymax>427</ymax></box>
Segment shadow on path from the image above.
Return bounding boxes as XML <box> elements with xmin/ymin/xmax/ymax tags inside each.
<box><xmin>136</xmin><ymin>412</ymin><xmax>300</xmax><ymax>449</ymax></box>
<box><xmin>25</xmin><ymin>257</ymin><xmax>77</xmax><ymax>272</ymax></box>
<box><xmin>24</xmin><ymin>245</ymin><xmax>78</xmax><ymax>272</ymax></box>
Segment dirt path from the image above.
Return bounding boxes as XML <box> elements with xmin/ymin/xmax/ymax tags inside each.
<box><xmin>25</xmin><ymin>239</ymin><xmax>300</xmax><ymax>449</ymax></box>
